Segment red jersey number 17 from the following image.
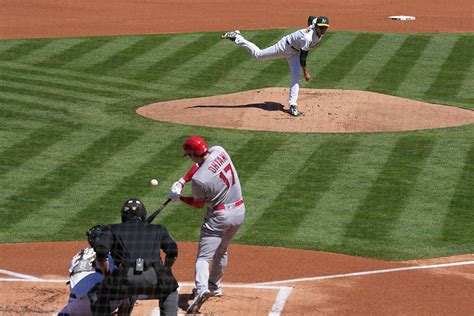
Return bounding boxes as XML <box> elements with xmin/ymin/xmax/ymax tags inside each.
<box><xmin>219</xmin><ymin>163</ymin><xmax>235</xmax><ymax>189</ymax></box>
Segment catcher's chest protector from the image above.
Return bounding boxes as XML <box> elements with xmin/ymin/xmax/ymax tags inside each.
<box><xmin>70</xmin><ymin>248</ymin><xmax>96</xmax><ymax>276</ymax></box>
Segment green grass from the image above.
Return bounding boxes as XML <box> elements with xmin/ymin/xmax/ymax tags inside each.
<box><xmin>0</xmin><ymin>30</ymin><xmax>473</xmax><ymax>261</ymax></box>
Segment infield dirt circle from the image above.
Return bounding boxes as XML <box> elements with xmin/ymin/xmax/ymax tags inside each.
<box><xmin>1</xmin><ymin>0</ymin><xmax>473</xmax><ymax>315</ymax></box>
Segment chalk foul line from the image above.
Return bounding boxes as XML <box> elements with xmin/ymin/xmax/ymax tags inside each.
<box><xmin>252</xmin><ymin>260</ymin><xmax>474</xmax><ymax>286</ymax></box>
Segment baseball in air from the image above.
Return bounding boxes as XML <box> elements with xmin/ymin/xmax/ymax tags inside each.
<box><xmin>150</xmin><ymin>179</ymin><xmax>159</xmax><ymax>187</ymax></box>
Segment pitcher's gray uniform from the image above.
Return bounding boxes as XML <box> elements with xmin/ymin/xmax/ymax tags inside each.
<box><xmin>191</xmin><ymin>145</ymin><xmax>245</xmax><ymax>295</ymax></box>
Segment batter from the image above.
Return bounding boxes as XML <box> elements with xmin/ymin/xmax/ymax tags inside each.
<box><xmin>169</xmin><ymin>136</ymin><xmax>245</xmax><ymax>314</ymax></box>
<box><xmin>221</xmin><ymin>15</ymin><xmax>330</xmax><ymax>116</ymax></box>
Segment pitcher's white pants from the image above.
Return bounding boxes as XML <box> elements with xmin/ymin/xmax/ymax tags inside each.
<box><xmin>235</xmin><ymin>35</ymin><xmax>302</xmax><ymax>106</ymax></box>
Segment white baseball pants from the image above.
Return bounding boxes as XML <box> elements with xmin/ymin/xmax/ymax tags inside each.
<box><xmin>235</xmin><ymin>35</ymin><xmax>302</xmax><ymax>106</ymax></box>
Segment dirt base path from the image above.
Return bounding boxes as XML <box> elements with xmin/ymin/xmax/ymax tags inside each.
<box><xmin>1</xmin><ymin>0</ymin><xmax>473</xmax><ymax>39</ymax></box>
<box><xmin>0</xmin><ymin>242</ymin><xmax>473</xmax><ymax>315</ymax></box>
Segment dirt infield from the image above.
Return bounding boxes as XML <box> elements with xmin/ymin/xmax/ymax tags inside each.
<box><xmin>1</xmin><ymin>242</ymin><xmax>473</xmax><ymax>315</ymax></box>
<box><xmin>1</xmin><ymin>0</ymin><xmax>473</xmax><ymax>39</ymax></box>
<box><xmin>1</xmin><ymin>0</ymin><xmax>474</xmax><ymax>314</ymax></box>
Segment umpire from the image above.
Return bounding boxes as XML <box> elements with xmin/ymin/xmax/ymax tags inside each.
<box><xmin>90</xmin><ymin>198</ymin><xmax>179</xmax><ymax>315</ymax></box>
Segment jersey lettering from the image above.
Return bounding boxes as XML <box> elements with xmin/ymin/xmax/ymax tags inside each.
<box><xmin>219</xmin><ymin>163</ymin><xmax>235</xmax><ymax>188</ymax></box>
<box><xmin>208</xmin><ymin>152</ymin><xmax>229</xmax><ymax>173</ymax></box>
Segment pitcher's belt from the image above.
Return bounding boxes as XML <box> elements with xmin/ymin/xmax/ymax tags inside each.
<box><xmin>287</xmin><ymin>40</ymin><xmax>299</xmax><ymax>51</ymax></box>
<box><xmin>212</xmin><ymin>199</ymin><xmax>244</xmax><ymax>211</ymax></box>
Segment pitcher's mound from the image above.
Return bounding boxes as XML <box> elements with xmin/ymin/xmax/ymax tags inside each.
<box><xmin>137</xmin><ymin>88</ymin><xmax>474</xmax><ymax>133</ymax></box>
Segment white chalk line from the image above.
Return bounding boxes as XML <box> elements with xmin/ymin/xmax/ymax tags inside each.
<box><xmin>0</xmin><ymin>268</ymin><xmax>43</xmax><ymax>281</ymax></box>
<box><xmin>2</xmin><ymin>260</ymin><xmax>472</xmax><ymax>316</ymax></box>
<box><xmin>176</xmin><ymin>282</ymin><xmax>292</xmax><ymax>316</ymax></box>
<box><xmin>0</xmin><ymin>272</ymin><xmax>292</xmax><ymax>316</ymax></box>
<box><xmin>253</xmin><ymin>260</ymin><xmax>474</xmax><ymax>286</ymax></box>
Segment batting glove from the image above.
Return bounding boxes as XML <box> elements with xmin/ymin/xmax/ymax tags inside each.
<box><xmin>168</xmin><ymin>192</ymin><xmax>181</xmax><ymax>202</ymax></box>
<box><xmin>170</xmin><ymin>178</ymin><xmax>185</xmax><ymax>194</ymax></box>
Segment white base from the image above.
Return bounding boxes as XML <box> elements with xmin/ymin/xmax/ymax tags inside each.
<box><xmin>388</xmin><ymin>15</ymin><xmax>416</xmax><ymax>21</ymax></box>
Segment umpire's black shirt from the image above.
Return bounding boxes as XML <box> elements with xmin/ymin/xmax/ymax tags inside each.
<box><xmin>94</xmin><ymin>219</ymin><xmax>178</xmax><ymax>267</ymax></box>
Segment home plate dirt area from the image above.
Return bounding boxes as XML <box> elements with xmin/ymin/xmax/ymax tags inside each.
<box><xmin>0</xmin><ymin>242</ymin><xmax>473</xmax><ymax>315</ymax></box>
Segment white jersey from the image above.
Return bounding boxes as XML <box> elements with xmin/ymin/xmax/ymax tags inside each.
<box><xmin>191</xmin><ymin>146</ymin><xmax>242</xmax><ymax>209</ymax></box>
<box><xmin>285</xmin><ymin>28</ymin><xmax>322</xmax><ymax>51</ymax></box>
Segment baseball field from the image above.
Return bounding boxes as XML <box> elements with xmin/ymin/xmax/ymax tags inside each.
<box><xmin>0</xmin><ymin>0</ymin><xmax>473</xmax><ymax>315</ymax></box>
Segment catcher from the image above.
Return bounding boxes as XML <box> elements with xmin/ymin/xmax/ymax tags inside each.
<box><xmin>58</xmin><ymin>225</ymin><xmax>134</xmax><ymax>316</ymax></box>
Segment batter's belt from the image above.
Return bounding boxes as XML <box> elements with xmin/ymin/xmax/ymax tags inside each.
<box><xmin>212</xmin><ymin>199</ymin><xmax>244</xmax><ymax>211</ymax></box>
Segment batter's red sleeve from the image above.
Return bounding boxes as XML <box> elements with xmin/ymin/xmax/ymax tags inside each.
<box><xmin>180</xmin><ymin>196</ymin><xmax>205</xmax><ymax>208</ymax></box>
<box><xmin>183</xmin><ymin>163</ymin><xmax>199</xmax><ymax>182</ymax></box>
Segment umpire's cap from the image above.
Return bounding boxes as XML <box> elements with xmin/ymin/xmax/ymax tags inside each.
<box><xmin>86</xmin><ymin>224</ymin><xmax>106</xmax><ymax>248</ymax></box>
<box><xmin>121</xmin><ymin>198</ymin><xmax>147</xmax><ymax>222</ymax></box>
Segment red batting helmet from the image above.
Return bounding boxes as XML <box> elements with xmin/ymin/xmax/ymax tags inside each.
<box><xmin>183</xmin><ymin>136</ymin><xmax>208</xmax><ymax>156</ymax></box>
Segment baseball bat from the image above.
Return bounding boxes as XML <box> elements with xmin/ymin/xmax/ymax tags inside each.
<box><xmin>146</xmin><ymin>198</ymin><xmax>171</xmax><ymax>223</ymax></box>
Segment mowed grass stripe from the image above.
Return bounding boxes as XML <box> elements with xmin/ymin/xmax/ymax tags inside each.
<box><xmin>188</xmin><ymin>31</ymin><xmax>286</xmax><ymax>91</ymax></box>
<box><xmin>1</xmin><ymin>73</ymin><xmax>120</xmax><ymax>100</ymax></box>
<box><xmin>1</xmin><ymin>65</ymin><xmax>127</xmax><ymax>97</ymax></box>
<box><xmin>63</xmin><ymin>36</ymin><xmax>142</xmax><ymax>69</ymax></box>
<box><xmin>0</xmin><ymin>39</ymin><xmax>53</xmax><ymax>61</ymax></box>
<box><xmin>1</xmin><ymin>62</ymin><xmax>159</xmax><ymax>97</ymax></box>
<box><xmin>456</xmin><ymin>61</ymin><xmax>474</xmax><ymax>106</ymax></box>
<box><xmin>367</xmin><ymin>35</ymin><xmax>431</xmax><ymax>94</ymax></box>
<box><xmin>109</xmin><ymin>35</ymin><xmax>191</xmax><ymax>78</ymax></box>
<box><xmin>0</xmin><ymin>79</ymin><xmax>114</xmax><ymax>104</ymax></box>
<box><xmin>337</xmin><ymin>34</ymin><xmax>407</xmax><ymax>89</ymax></box>
<box><xmin>235</xmin><ymin>138</ymin><xmax>320</xmax><ymax>240</ymax></box>
<box><xmin>0</xmin><ymin>95</ymin><xmax>69</xmax><ymax>114</ymax></box>
<box><xmin>425</xmin><ymin>34</ymin><xmax>474</xmax><ymax>102</ymax></box>
<box><xmin>294</xmin><ymin>136</ymin><xmax>398</xmax><ymax>247</ymax></box>
<box><xmin>135</xmin><ymin>33</ymin><xmax>218</xmax><ymax>82</ymax></box>
<box><xmin>213</xmin><ymin>30</ymin><xmax>289</xmax><ymax>91</ymax></box>
<box><xmin>0</xmin><ymin>106</ymin><xmax>74</xmax><ymax>126</ymax></box>
<box><xmin>342</xmin><ymin>136</ymin><xmax>435</xmax><ymax>253</ymax></box>
<box><xmin>441</xmin><ymin>143</ymin><xmax>474</xmax><ymax>244</ymax></box>
<box><xmin>228</xmin><ymin>136</ymin><xmax>287</xmax><ymax>186</ymax></box>
<box><xmin>34</xmin><ymin>37</ymin><xmax>116</xmax><ymax>68</ymax></box>
<box><xmin>243</xmin><ymin>139</ymin><xmax>358</xmax><ymax>243</ymax></box>
<box><xmin>289</xmin><ymin>32</ymin><xmax>359</xmax><ymax>89</ymax></box>
<box><xmin>0</xmin><ymin>127</ymin><xmax>105</xmax><ymax>208</ymax></box>
<box><xmin>85</xmin><ymin>35</ymin><xmax>172</xmax><ymax>75</ymax></box>
<box><xmin>0</xmin><ymin>82</ymin><xmax>90</xmax><ymax>104</ymax></box>
<box><xmin>0</xmin><ymin>39</ymin><xmax>24</xmax><ymax>53</ymax></box>
<box><xmin>15</xmin><ymin>38</ymin><xmax>86</xmax><ymax>65</ymax></box>
<box><xmin>0</xmin><ymin>125</ymin><xmax>72</xmax><ymax>175</ymax></box>
<box><xmin>388</xmin><ymin>138</ymin><xmax>471</xmax><ymax>259</ymax></box>
<box><xmin>0</xmin><ymin>101</ymin><xmax>69</xmax><ymax>124</ymax></box>
<box><xmin>1</xmin><ymin>128</ymin><xmax>143</xmax><ymax>230</ymax></box>
<box><xmin>50</xmin><ymin>133</ymin><xmax>185</xmax><ymax>240</ymax></box>
<box><xmin>314</xmin><ymin>33</ymin><xmax>384</xmax><ymax>89</ymax></box>
<box><xmin>397</xmin><ymin>34</ymin><xmax>458</xmax><ymax>101</ymax></box>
